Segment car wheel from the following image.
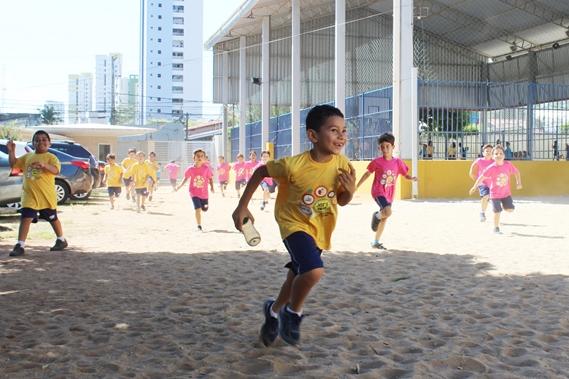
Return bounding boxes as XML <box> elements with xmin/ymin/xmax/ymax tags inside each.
<box><xmin>5</xmin><ymin>202</ymin><xmax>22</xmax><ymax>209</ymax></box>
<box><xmin>71</xmin><ymin>191</ymin><xmax>91</xmax><ymax>200</ymax></box>
<box><xmin>55</xmin><ymin>179</ymin><xmax>70</xmax><ymax>205</ymax></box>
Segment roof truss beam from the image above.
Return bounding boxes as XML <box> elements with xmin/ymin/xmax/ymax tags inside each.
<box><xmin>496</xmin><ymin>0</ymin><xmax>569</xmax><ymax>29</ymax></box>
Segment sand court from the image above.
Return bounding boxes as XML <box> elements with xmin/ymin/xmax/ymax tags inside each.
<box><xmin>1</xmin><ymin>188</ymin><xmax>568</xmax><ymax>377</ymax></box>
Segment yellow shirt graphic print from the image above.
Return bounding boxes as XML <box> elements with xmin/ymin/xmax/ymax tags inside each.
<box><xmin>267</xmin><ymin>151</ymin><xmax>350</xmax><ymax>251</ymax></box>
<box><xmin>13</xmin><ymin>152</ymin><xmax>61</xmax><ymax>210</ymax></box>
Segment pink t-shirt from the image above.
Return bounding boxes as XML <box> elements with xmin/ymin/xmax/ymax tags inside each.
<box><xmin>217</xmin><ymin>162</ymin><xmax>230</xmax><ymax>182</ymax></box>
<box><xmin>245</xmin><ymin>160</ymin><xmax>259</xmax><ymax>181</ymax></box>
<box><xmin>481</xmin><ymin>161</ymin><xmax>519</xmax><ymax>199</ymax></box>
<box><xmin>367</xmin><ymin>157</ymin><xmax>409</xmax><ymax>203</ymax></box>
<box><xmin>233</xmin><ymin>161</ymin><xmax>247</xmax><ymax>181</ymax></box>
<box><xmin>473</xmin><ymin>158</ymin><xmax>494</xmax><ymax>187</ymax></box>
<box><xmin>184</xmin><ymin>164</ymin><xmax>213</xmax><ymax>199</ymax></box>
<box><xmin>257</xmin><ymin>162</ymin><xmax>273</xmax><ymax>186</ymax></box>
<box><xmin>164</xmin><ymin>163</ymin><xmax>180</xmax><ymax>179</ymax></box>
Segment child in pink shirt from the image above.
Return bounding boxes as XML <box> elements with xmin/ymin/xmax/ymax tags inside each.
<box><xmin>470</xmin><ymin>145</ymin><xmax>522</xmax><ymax>234</ymax></box>
<box><xmin>232</xmin><ymin>153</ymin><xmax>247</xmax><ymax>197</ymax></box>
<box><xmin>176</xmin><ymin>149</ymin><xmax>214</xmax><ymax>231</ymax></box>
<box><xmin>216</xmin><ymin>155</ymin><xmax>230</xmax><ymax>197</ymax></box>
<box><xmin>258</xmin><ymin>150</ymin><xmax>275</xmax><ymax>211</ymax></box>
<box><xmin>164</xmin><ymin>160</ymin><xmax>180</xmax><ymax>191</ymax></box>
<box><xmin>244</xmin><ymin>150</ymin><xmax>259</xmax><ymax>182</ymax></box>
<box><xmin>468</xmin><ymin>144</ymin><xmax>494</xmax><ymax>222</ymax></box>
<box><xmin>356</xmin><ymin>133</ymin><xmax>417</xmax><ymax>249</ymax></box>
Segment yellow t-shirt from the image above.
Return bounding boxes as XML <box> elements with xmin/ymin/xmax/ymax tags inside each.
<box><xmin>126</xmin><ymin>161</ymin><xmax>157</xmax><ymax>189</ymax></box>
<box><xmin>104</xmin><ymin>163</ymin><xmax>123</xmax><ymax>187</ymax></box>
<box><xmin>146</xmin><ymin>159</ymin><xmax>159</xmax><ymax>173</ymax></box>
<box><xmin>266</xmin><ymin>151</ymin><xmax>350</xmax><ymax>250</ymax></box>
<box><xmin>121</xmin><ymin>157</ymin><xmax>137</xmax><ymax>178</ymax></box>
<box><xmin>13</xmin><ymin>152</ymin><xmax>61</xmax><ymax>210</ymax></box>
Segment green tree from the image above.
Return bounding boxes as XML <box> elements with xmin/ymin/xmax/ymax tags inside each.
<box><xmin>39</xmin><ymin>105</ymin><xmax>61</xmax><ymax>125</ymax></box>
<box><xmin>0</xmin><ymin>121</ymin><xmax>23</xmax><ymax>140</ymax></box>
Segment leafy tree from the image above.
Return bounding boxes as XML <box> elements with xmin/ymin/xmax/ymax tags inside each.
<box><xmin>0</xmin><ymin>121</ymin><xmax>23</xmax><ymax>140</ymax></box>
<box><xmin>39</xmin><ymin>105</ymin><xmax>61</xmax><ymax>125</ymax></box>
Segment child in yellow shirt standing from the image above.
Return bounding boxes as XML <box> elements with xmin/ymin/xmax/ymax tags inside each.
<box><xmin>6</xmin><ymin>131</ymin><xmax>68</xmax><ymax>256</ymax></box>
<box><xmin>232</xmin><ymin>105</ymin><xmax>356</xmax><ymax>346</ymax></box>
<box><xmin>146</xmin><ymin>151</ymin><xmax>160</xmax><ymax>201</ymax></box>
<box><xmin>126</xmin><ymin>151</ymin><xmax>156</xmax><ymax>213</ymax></box>
<box><xmin>104</xmin><ymin>153</ymin><xmax>123</xmax><ymax>210</ymax></box>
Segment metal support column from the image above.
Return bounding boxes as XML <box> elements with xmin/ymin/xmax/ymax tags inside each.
<box><xmin>239</xmin><ymin>36</ymin><xmax>247</xmax><ymax>155</ymax></box>
<box><xmin>411</xmin><ymin>67</ymin><xmax>419</xmax><ymax>198</ymax></box>
<box><xmin>527</xmin><ymin>51</ymin><xmax>537</xmax><ymax>159</ymax></box>
<box><xmin>261</xmin><ymin>16</ymin><xmax>271</xmax><ymax>149</ymax></box>
<box><xmin>222</xmin><ymin>51</ymin><xmax>229</xmax><ymax>158</ymax></box>
<box><xmin>291</xmin><ymin>0</ymin><xmax>301</xmax><ymax>155</ymax></box>
<box><xmin>335</xmin><ymin>0</ymin><xmax>346</xmax><ymax>115</ymax></box>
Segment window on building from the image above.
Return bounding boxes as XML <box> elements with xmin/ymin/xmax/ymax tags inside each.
<box><xmin>157</xmin><ymin>97</ymin><xmax>161</xmax><ymax>101</ymax></box>
<box><xmin>172</xmin><ymin>75</ymin><xmax>183</xmax><ymax>81</ymax></box>
<box><xmin>157</xmin><ymin>62</ymin><xmax>162</xmax><ymax>66</ymax></box>
<box><xmin>172</xmin><ymin>63</ymin><xmax>183</xmax><ymax>70</ymax></box>
<box><xmin>157</xmin><ymin>109</ymin><xmax>161</xmax><ymax>113</ymax></box>
<box><xmin>173</xmin><ymin>40</ymin><xmax>184</xmax><ymax>48</ymax></box>
<box><xmin>157</xmin><ymin>85</ymin><xmax>161</xmax><ymax>89</ymax></box>
<box><xmin>172</xmin><ymin>52</ymin><xmax>183</xmax><ymax>58</ymax></box>
<box><xmin>172</xmin><ymin>86</ymin><xmax>183</xmax><ymax>93</ymax></box>
<box><xmin>172</xmin><ymin>98</ymin><xmax>183</xmax><ymax>104</ymax></box>
<box><xmin>157</xmin><ymin>74</ymin><xmax>161</xmax><ymax>78</ymax></box>
<box><xmin>158</xmin><ymin>3</ymin><xmax>162</xmax><ymax>7</ymax></box>
<box><xmin>98</xmin><ymin>144</ymin><xmax>111</xmax><ymax>162</ymax></box>
<box><xmin>173</xmin><ymin>28</ymin><xmax>184</xmax><ymax>36</ymax></box>
<box><xmin>158</xmin><ymin>50</ymin><xmax>161</xmax><ymax>54</ymax></box>
<box><xmin>158</xmin><ymin>15</ymin><xmax>162</xmax><ymax>19</ymax></box>
<box><xmin>158</xmin><ymin>26</ymin><xmax>162</xmax><ymax>31</ymax></box>
<box><xmin>173</xmin><ymin>17</ymin><xmax>184</xmax><ymax>25</ymax></box>
<box><xmin>157</xmin><ymin>38</ymin><xmax>162</xmax><ymax>42</ymax></box>
<box><xmin>173</xmin><ymin>5</ymin><xmax>184</xmax><ymax>12</ymax></box>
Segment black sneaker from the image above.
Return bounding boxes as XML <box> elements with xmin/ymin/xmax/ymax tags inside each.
<box><xmin>371</xmin><ymin>211</ymin><xmax>381</xmax><ymax>231</ymax></box>
<box><xmin>371</xmin><ymin>241</ymin><xmax>386</xmax><ymax>250</ymax></box>
<box><xmin>141</xmin><ymin>205</ymin><xmax>146</xmax><ymax>211</ymax></box>
<box><xmin>197</xmin><ymin>225</ymin><xmax>203</xmax><ymax>232</ymax></box>
<box><xmin>493</xmin><ymin>227</ymin><xmax>502</xmax><ymax>234</ymax></box>
<box><xmin>9</xmin><ymin>244</ymin><xmax>25</xmax><ymax>257</ymax></box>
<box><xmin>260</xmin><ymin>201</ymin><xmax>266</xmax><ymax>211</ymax></box>
<box><xmin>279</xmin><ymin>306</ymin><xmax>303</xmax><ymax>345</ymax></box>
<box><xmin>50</xmin><ymin>239</ymin><xmax>68</xmax><ymax>251</ymax></box>
<box><xmin>260</xmin><ymin>300</ymin><xmax>279</xmax><ymax>346</ymax></box>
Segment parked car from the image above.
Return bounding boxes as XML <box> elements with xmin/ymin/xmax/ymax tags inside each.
<box><xmin>1</xmin><ymin>140</ymin><xmax>93</xmax><ymax>204</ymax></box>
<box><xmin>30</xmin><ymin>140</ymin><xmax>102</xmax><ymax>191</ymax></box>
<box><xmin>0</xmin><ymin>151</ymin><xmax>23</xmax><ymax>206</ymax></box>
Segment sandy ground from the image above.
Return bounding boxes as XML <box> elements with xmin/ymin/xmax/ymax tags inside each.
<box><xmin>1</xmin><ymin>185</ymin><xmax>568</xmax><ymax>378</ymax></box>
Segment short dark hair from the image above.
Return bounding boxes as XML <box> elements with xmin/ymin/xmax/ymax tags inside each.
<box><xmin>107</xmin><ymin>153</ymin><xmax>116</xmax><ymax>160</ymax></box>
<box><xmin>32</xmin><ymin>130</ymin><xmax>50</xmax><ymax>143</ymax></box>
<box><xmin>305</xmin><ymin>104</ymin><xmax>344</xmax><ymax>132</ymax></box>
<box><xmin>128</xmin><ymin>148</ymin><xmax>137</xmax><ymax>154</ymax></box>
<box><xmin>261</xmin><ymin>150</ymin><xmax>270</xmax><ymax>156</ymax></box>
<box><xmin>378</xmin><ymin>132</ymin><xmax>395</xmax><ymax>145</ymax></box>
<box><xmin>193</xmin><ymin>149</ymin><xmax>205</xmax><ymax>157</ymax></box>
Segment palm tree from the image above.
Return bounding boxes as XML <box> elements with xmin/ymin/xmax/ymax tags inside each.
<box><xmin>39</xmin><ymin>105</ymin><xmax>60</xmax><ymax>125</ymax></box>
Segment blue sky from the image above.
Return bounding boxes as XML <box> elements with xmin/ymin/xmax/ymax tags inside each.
<box><xmin>0</xmin><ymin>0</ymin><xmax>243</xmax><ymax>113</ymax></box>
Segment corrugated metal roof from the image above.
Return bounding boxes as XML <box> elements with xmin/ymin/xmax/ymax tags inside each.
<box><xmin>206</xmin><ymin>0</ymin><xmax>569</xmax><ymax>58</ymax></box>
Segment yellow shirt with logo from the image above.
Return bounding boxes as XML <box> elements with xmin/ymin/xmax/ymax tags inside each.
<box><xmin>126</xmin><ymin>161</ymin><xmax>157</xmax><ymax>189</ymax></box>
<box><xmin>104</xmin><ymin>163</ymin><xmax>123</xmax><ymax>187</ymax></box>
<box><xmin>146</xmin><ymin>159</ymin><xmax>159</xmax><ymax>173</ymax></box>
<box><xmin>266</xmin><ymin>151</ymin><xmax>350</xmax><ymax>250</ymax></box>
<box><xmin>13</xmin><ymin>152</ymin><xmax>61</xmax><ymax>210</ymax></box>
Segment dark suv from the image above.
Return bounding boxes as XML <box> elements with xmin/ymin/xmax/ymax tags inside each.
<box><xmin>29</xmin><ymin>141</ymin><xmax>101</xmax><ymax>194</ymax></box>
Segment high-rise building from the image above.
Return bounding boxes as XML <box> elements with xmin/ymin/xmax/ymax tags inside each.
<box><xmin>119</xmin><ymin>74</ymin><xmax>139</xmax><ymax>107</ymax></box>
<box><xmin>68</xmin><ymin>73</ymin><xmax>93</xmax><ymax>124</ymax></box>
<box><xmin>95</xmin><ymin>53</ymin><xmax>122</xmax><ymax>124</ymax></box>
<box><xmin>141</xmin><ymin>0</ymin><xmax>204</xmax><ymax>124</ymax></box>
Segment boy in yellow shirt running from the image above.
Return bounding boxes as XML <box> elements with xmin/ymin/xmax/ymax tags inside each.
<box><xmin>6</xmin><ymin>130</ymin><xmax>68</xmax><ymax>256</ymax></box>
<box><xmin>126</xmin><ymin>151</ymin><xmax>156</xmax><ymax>212</ymax></box>
<box><xmin>121</xmin><ymin>148</ymin><xmax>137</xmax><ymax>201</ymax></box>
<box><xmin>104</xmin><ymin>153</ymin><xmax>123</xmax><ymax>210</ymax></box>
<box><xmin>232</xmin><ymin>105</ymin><xmax>356</xmax><ymax>346</ymax></box>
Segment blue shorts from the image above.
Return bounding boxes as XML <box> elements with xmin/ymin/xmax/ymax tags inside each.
<box><xmin>235</xmin><ymin>179</ymin><xmax>246</xmax><ymax>190</ymax></box>
<box><xmin>374</xmin><ymin>195</ymin><xmax>391</xmax><ymax>210</ymax></box>
<box><xmin>135</xmin><ymin>188</ymin><xmax>148</xmax><ymax>196</ymax></box>
<box><xmin>492</xmin><ymin>196</ymin><xmax>515</xmax><ymax>213</ymax></box>
<box><xmin>20</xmin><ymin>208</ymin><xmax>58</xmax><ymax>223</ymax></box>
<box><xmin>260</xmin><ymin>182</ymin><xmax>270</xmax><ymax>191</ymax></box>
<box><xmin>123</xmin><ymin>178</ymin><xmax>133</xmax><ymax>186</ymax></box>
<box><xmin>478</xmin><ymin>185</ymin><xmax>490</xmax><ymax>197</ymax></box>
<box><xmin>283</xmin><ymin>231</ymin><xmax>323</xmax><ymax>275</ymax></box>
<box><xmin>107</xmin><ymin>187</ymin><xmax>121</xmax><ymax>197</ymax></box>
<box><xmin>191</xmin><ymin>197</ymin><xmax>209</xmax><ymax>211</ymax></box>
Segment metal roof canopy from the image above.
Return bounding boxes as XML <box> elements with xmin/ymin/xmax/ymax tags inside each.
<box><xmin>206</xmin><ymin>0</ymin><xmax>569</xmax><ymax>59</ymax></box>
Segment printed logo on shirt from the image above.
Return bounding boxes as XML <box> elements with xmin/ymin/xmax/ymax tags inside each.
<box><xmin>496</xmin><ymin>173</ymin><xmax>508</xmax><ymax>187</ymax></box>
<box><xmin>26</xmin><ymin>165</ymin><xmax>41</xmax><ymax>180</ymax></box>
<box><xmin>299</xmin><ymin>186</ymin><xmax>336</xmax><ymax>217</ymax></box>
<box><xmin>380</xmin><ymin>169</ymin><xmax>396</xmax><ymax>187</ymax></box>
<box><xmin>192</xmin><ymin>176</ymin><xmax>206</xmax><ymax>188</ymax></box>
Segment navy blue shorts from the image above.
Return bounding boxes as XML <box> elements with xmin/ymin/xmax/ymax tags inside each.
<box><xmin>191</xmin><ymin>197</ymin><xmax>209</xmax><ymax>211</ymax></box>
<box><xmin>478</xmin><ymin>185</ymin><xmax>490</xmax><ymax>197</ymax></box>
<box><xmin>492</xmin><ymin>196</ymin><xmax>515</xmax><ymax>213</ymax></box>
<box><xmin>374</xmin><ymin>195</ymin><xmax>391</xmax><ymax>210</ymax></box>
<box><xmin>123</xmin><ymin>178</ymin><xmax>133</xmax><ymax>186</ymax></box>
<box><xmin>260</xmin><ymin>182</ymin><xmax>270</xmax><ymax>191</ymax></box>
<box><xmin>283</xmin><ymin>231</ymin><xmax>323</xmax><ymax>275</ymax></box>
<box><xmin>107</xmin><ymin>187</ymin><xmax>121</xmax><ymax>197</ymax></box>
<box><xmin>235</xmin><ymin>179</ymin><xmax>246</xmax><ymax>190</ymax></box>
<box><xmin>20</xmin><ymin>208</ymin><xmax>58</xmax><ymax>223</ymax></box>
<box><xmin>135</xmin><ymin>188</ymin><xmax>148</xmax><ymax>196</ymax></box>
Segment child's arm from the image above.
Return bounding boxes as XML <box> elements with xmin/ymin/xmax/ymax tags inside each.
<box><xmin>469</xmin><ymin>175</ymin><xmax>486</xmax><ymax>195</ymax></box>
<box><xmin>176</xmin><ymin>177</ymin><xmax>188</xmax><ymax>191</ymax></box>
<box><xmin>468</xmin><ymin>161</ymin><xmax>478</xmax><ymax>181</ymax></box>
<box><xmin>514</xmin><ymin>171</ymin><xmax>522</xmax><ymax>189</ymax></box>
<box><xmin>232</xmin><ymin>165</ymin><xmax>269</xmax><ymax>230</ymax></box>
<box><xmin>6</xmin><ymin>140</ymin><xmax>17</xmax><ymax>168</ymax></box>
<box><xmin>404</xmin><ymin>173</ymin><xmax>417</xmax><ymax>181</ymax></box>
<box><xmin>31</xmin><ymin>160</ymin><xmax>59</xmax><ymax>175</ymax></box>
<box><xmin>337</xmin><ymin>164</ymin><xmax>356</xmax><ymax>206</ymax></box>
<box><xmin>356</xmin><ymin>171</ymin><xmax>371</xmax><ymax>189</ymax></box>
<box><xmin>209</xmin><ymin>177</ymin><xmax>214</xmax><ymax>192</ymax></box>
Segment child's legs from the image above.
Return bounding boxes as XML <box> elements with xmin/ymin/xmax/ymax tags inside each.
<box><xmin>491</xmin><ymin>198</ymin><xmax>502</xmax><ymax>227</ymax></box>
<box><xmin>493</xmin><ymin>212</ymin><xmax>501</xmax><ymax>228</ymax></box>
<box><xmin>375</xmin><ymin>217</ymin><xmax>388</xmax><ymax>241</ymax></box>
<box><xmin>272</xmin><ymin>269</ymin><xmax>296</xmax><ymax>313</ymax></box>
<box><xmin>263</xmin><ymin>189</ymin><xmax>270</xmax><ymax>202</ymax></box>
<box><xmin>481</xmin><ymin>195</ymin><xmax>489</xmax><ymax>212</ymax></box>
<box><xmin>282</xmin><ymin>232</ymin><xmax>324</xmax><ymax>313</ymax></box>
<box><xmin>374</xmin><ymin>197</ymin><xmax>392</xmax><ymax>241</ymax></box>
<box><xmin>194</xmin><ymin>209</ymin><xmax>201</xmax><ymax>225</ymax></box>
<box><xmin>478</xmin><ymin>186</ymin><xmax>490</xmax><ymax>212</ymax></box>
<box><xmin>49</xmin><ymin>219</ymin><xmax>64</xmax><ymax>238</ymax></box>
<box><xmin>17</xmin><ymin>218</ymin><xmax>33</xmax><ymax>242</ymax></box>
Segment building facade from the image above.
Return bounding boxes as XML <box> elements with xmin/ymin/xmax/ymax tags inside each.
<box><xmin>141</xmin><ymin>0</ymin><xmax>204</xmax><ymax>124</ymax></box>
<box><xmin>95</xmin><ymin>53</ymin><xmax>122</xmax><ymax>124</ymax></box>
<box><xmin>68</xmin><ymin>73</ymin><xmax>93</xmax><ymax>124</ymax></box>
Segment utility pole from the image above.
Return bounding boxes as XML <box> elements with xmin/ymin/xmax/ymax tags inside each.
<box><xmin>183</xmin><ymin>112</ymin><xmax>190</xmax><ymax>141</ymax></box>
<box><xmin>110</xmin><ymin>55</ymin><xmax>117</xmax><ymax>125</ymax></box>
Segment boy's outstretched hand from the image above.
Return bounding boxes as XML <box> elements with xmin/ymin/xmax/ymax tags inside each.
<box><xmin>338</xmin><ymin>164</ymin><xmax>356</xmax><ymax>195</ymax></box>
<box><xmin>468</xmin><ymin>186</ymin><xmax>476</xmax><ymax>195</ymax></box>
<box><xmin>6</xmin><ymin>139</ymin><xmax>15</xmax><ymax>154</ymax></box>
<box><xmin>232</xmin><ymin>206</ymin><xmax>254</xmax><ymax>232</ymax></box>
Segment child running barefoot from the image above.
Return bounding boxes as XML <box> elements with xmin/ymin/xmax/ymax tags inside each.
<box><xmin>469</xmin><ymin>144</ymin><xmax>494</xmax><ymax>222</ymax></box>
<box><xmin>104</xmin><ymin>153</ymin><xmax>123</xmax><ymax>210</ymax></box>
<box><xmin>356</xmin><ymin>133</ymin><xmax>417</xmax><ymax>250</ymax></box>
<box><xmin>177</xmin><ymin>149</ymin><xmax>214</xmax><ymax>231</ymax></box>
<box><xmin>469</xmin><ymin>145</ymin><xmax>522</xmax><ymax>234</ymax></box>
<box><xmin>216</xmin><ymin>155</ymin><xmax>230</xmax><ymax>197</ymax></box>
<box><xmin>232</xmin><ymin>153</ymin><xmax>247</xmax><ymax>198</ymax></box>
<box><xmin>6</xmin><ymin>131</ymin><xmax>68</xmax><ymax>256</ymax></box>
<box><xmin>232</xmin><ymin>104</ymin><xmax>356</xmax><ymax>346</ymax></box>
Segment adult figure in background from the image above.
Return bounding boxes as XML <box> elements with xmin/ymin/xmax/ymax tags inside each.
<box><xmin>566</xmin><ymin>143</ymin><xmax>569</xmax><ymax>161</ymax></box>
<box><xmin>552</xmin><ymin>140</ymin><xmax>559</xmax><ymax>161</ymax></box>
<box><xmin>426</xmin><ymin>140</ymin><xmax>434</xmax><ymax>159</ymax></box>
<box><xmin>504</xmin><ymin>142</ymin><xmax>513</xmax><ymax>160</ymax></box>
